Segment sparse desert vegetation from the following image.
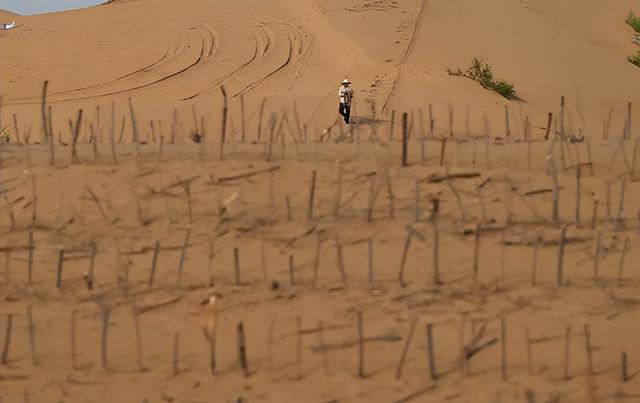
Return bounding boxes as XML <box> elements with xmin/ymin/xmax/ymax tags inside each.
<box><xmin>626</xmin><ymin>10</ymin><xmax>640</xmax><ymax>33</ymax></box>
<box><xmin>448</xmin><ymin>58</ymin><xmax>516</xmax><ymax>100</ymax></box>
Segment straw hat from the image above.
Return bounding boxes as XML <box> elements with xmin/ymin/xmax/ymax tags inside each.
<box><xmin>342</xmin><ymin>78</ymin><xmax>351</xmax><ymax>84</ymax></box>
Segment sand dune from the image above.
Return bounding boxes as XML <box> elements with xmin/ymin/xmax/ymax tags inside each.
<box><xmin>0</xmin><ymin>0</ymin><xmax>639</xmax><ymax>402</ymax></box>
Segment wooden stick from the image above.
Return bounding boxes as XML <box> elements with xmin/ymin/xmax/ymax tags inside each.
<box><xmin>220</xmin><ymin>86</ymin><xmax>228</xmax><ymax>160</ymax></box>
<box><xmin>26</xmin><ymin>306</ymin><xmax>37</xmax><ymax>366</ymax></box>
<box><xmin>209</xmin><ymin>307</ymin><xmax>217</xmax><ymax>374</ymax></box>
<box><xmin>257</xmin><ymin>98</ymin><xmax>266</xmax><ymax>141</ymax></box>
<box><xmin>525</xmin><ymin>326</ymin><xmax>532</xmax><ymax>374</ymax></box>
<box><xmin>148</xmin><ymin>240</ymin><xmax>160</xmax><ymax>288</ymax></box>
<box><xmin>501</xmin><ymin>316</ymin><xmax>507</xmax><ymax>381</ymax></box>
<box><xmin>563</xmin><ymin>325</ymin><xmax>571</xmax><ymax>381</ymax></box>
<box><xmin>557</xmin><ymin>224</ymin><xmax>569</xmax><ymax>287</ymax></box>
<box><xmin>318</xmin><ymin>319</ymin><xmax>329</xmax><ymax>376</ymax></box>
<box><xmin>386</xmin><ymin>170</ymin><xmax>395</xmax><ymax>219</ymax></box>
<box><xmin>132</xmin><ymin>303</ymin><xmax>143</xmax><ymax>372</ymax></box>
<box><xmin>432</xmin><ymin>215</ymin><xmax>440</xmax><ymax>286</ymax></box>
<box><xmin>616</xmin><ymin>178</ymin><xmax>627</xmax><ymax>226</ymax></box>
<box><xmin>357</xmin><ymin>311</ymin><xmax>365</xmax><ymax>379</ymax></box>
<box><xmin>237</xmin><ymin>321</ymin><xmax>250</xmax><ymax>377</ymax></box>
<box><xmin>296</xmin><ymin>315</ymin><xmax>302</xmax><ymax>380</ymax></box>
<box><xmin>48</xmin><ymin>105</ymin><xmax>54</xmax><ymax>165</ymax></box>
<box><xmin>56</xmin><ymin>249</ymin><xmax>65</xmax><ymax>288</ymax></box>
<box><xmin>584</xmin><ymin>324</ymin><xmax>593</xmax><ymax>375</ymax></box>
<box><xmin>426</xmin><ymin>323</ymin><xmax>437</xmax><ymax>380</ymax></box>
<box><xmin>1</xmin><ymin>314</ymin><xmax>12</xmax><ymax>364</ymax></box>
<box><xmin>414</xmin><ymin>178</ymin><xmax>421</xmax><ymax>222</ymax></box>
<box><xmin>71</xmin><ymin>109</ymin><xmax>83</xmax><ymax>163</ymax></box>
<box><xmin>622</xmin><ymin>352</ymin><xmax>628</xmax><ymax>382</ymax></box>
<box><xmin>172</xmin><ymin>331</ymin><xmax>180</xmax><ymax>376</ymax></box>
<box><xmin>591</xmin><ymin>195</ymin><xmax>598</xmax><ymax>229</ymax></box>
<box><xmin>395</xmin><ymin>316</ymin><xmax>417</xmax><ymax>379</ymax></box>
<box><xmin>401</xmin><ymin>112</ymin><xmax>408</xmax><ymax>167</ymax></box>
<box><xmin>40</xmin><ymin>81</ymin><xmax>49</xmax><ymax>143</ymax></box>
<box><xmin>70</xmin><ymin>310</ymin><xmax>77</xmax><ymax>370</ymax></box>
<box><xmin>313</xmin><ymin>232</ymin><xmax>321</xmax><ymax>287</ymax></box>
<box><xmin>335</xmin><ymin>237</ymin><xmax>347</xmax><ymax>284</ymax></box>
<box><xmin>439</xmin><ymin>138</ymin><xmax>447</xmax><ymax>167</ymax></box>
<box><xmin>366</xmin><ymin>175</ymin><xmax>378</xmax><ymax>222</ymax></box>
<box><xmin>594</xmin><ymin>230</ymin><xmax>601</xmax><ymax>283</ymax></box>
<box><xmin>367</xmin><ymin>238</ymin><xmax>374</xmax><ymax>286</ymax></box>
<box><xmin>234</xmin><ymin>247</ymin><xmax>241</xmax><ymax>286</ymax></box>
<box><xmin>531</xmin><ymin>236</ymin><xmax>540</xmax><ymax>286</ymax></box>
<box><xmin>90</xmin><ymin>123</ymin><xmax>98</xmax><ymax>163</ymax></box>
<box><xmin>504</xmin><ymin>105</ymin><xmax>511</xmax><ymax>138</ymax></box>
<box><xmin>308</xmin><ymin>170</ymin><xmax>317</xmax><ymax>220</ymax></box>
<box><xmin>12</xmin><ymin>113</ymin><xmax>20</xmax><ymax>144</ymax></box>
<box><xmin>398</xmin><ymin>229</ymin><xmax>413</xmax><ymax>287</ymax></box>
<box><xmin>389</xmin><ymin>110</ymin><xmax>395</xmax><ymax>142</ymax></box>
<box><xmin>429</xmin><ymin>104</ymin><xmax>434</xmax><ymax>138</ymax></box>
<box><xmin>110</xmin><ymin>102</ymin><xmax>117</xmax><ymax>164</ymax></box>
<box><xmin>575</xmin><ymin>165</ymin><xmax>581</xmax><ymax>226</ymax></box>
<box><xmin>86</xmin><ymin>242</ymin><xmax>96</xmax><ymax>290</ymax></box>
<box><xmin>473</xmin><ymin>223</ymin><xmax>480</xmax><ymax>289</ymax></box>
<box><xmin>448</xmin><ymin>103</ymin><xmax>453</xmax><ymax>138</ymax></box>
<box><xmin>101</xmin><ymin>306</ymin><xmax>110</xmax><ymax>371</ymax></box>
<box><xmin>27</xmin><ymin>231</ymin><xmax>34</xmax><ymax>285</ymax></box>
<box><xmin>617</xmin><ymin>236</ymin><xmax>629</xmax><ymax>285</ymax></box>
<box><xmin>176</xmin><ymin>230</ymin><xmax>191</xmax><ymax>288</ymax></box>
<box><xmin>285</xmin><ymin>196</ymin><xmax>291</xmax><ymax>221</ymax></box>
<box><xmin>560</xmin><ymin>96</ymin><xmax>566</xmax><ymax>137</ymax></box>
<box><xmin>208</xmin><ymin>240</ymin><xmax>215</xmax><ymax>287</ymax></box>
<box><xmin>240</xmin><ymin>94</ymin><xmax>246</xmax><ymax>142</ymax></box>
<box><xmin>289</xmin><ymin>254</ymin><xmax>295</xmax><ymax>286</ymax></box>
<box><xmin>128</xmin><ymin>98</ymin><xmax>140</xmax><ymax>159</ymax></box>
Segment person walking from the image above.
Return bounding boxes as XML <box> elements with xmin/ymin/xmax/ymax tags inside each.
<box><xmin>338</xmin><ymin>78</ymin><xmax>354</xmax><ymax>124</ymax></box>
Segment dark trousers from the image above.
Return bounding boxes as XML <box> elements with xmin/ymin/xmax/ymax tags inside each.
<box><xmin>339</xmin><ymin>102</ymin><xmax>351</xmax><ymax>124</ymax></box>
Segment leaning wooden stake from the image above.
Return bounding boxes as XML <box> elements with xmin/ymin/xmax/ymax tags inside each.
<box><xmin>1</xmin><ymin>314</ymin><xmax>13</xmax><ymax>364</ymax></box>
<box><xmin>128</xmin><ymin>98</ymin><xmax>140</xmax><ymax>160</ymax></box>
<box><xmin>335</xmin><ymin>237</ymin><xmax>347</xmax><ymax>285</ymax></box>
<box><xmin>219</xmin><ymin>86</ymin><xmax>228</xmax><ymax>160</ymax></box>
<box><xmin>367</xmin><ymin>238</ymin><xmax>374</xmax><ymax>286</ymax></box>
<box><xmin>289</xmin><ymin>254</ymin><xmax>295</xmax><ymax>286</ymax></box>
<box><xmin>593</xmin><ymin>230</ymin><xmax>601</xmax><ymax>282</ymax></box>
<box><xmin>40</xmin><ymin>81</ymin><xmax>49</xmax><ymax>144</ymax></box>
<box><xmin>308</xmin><ymin>170</ymin><xmax>317</xmax><ymax>220</ymax></box>
<box><xmin>237</xmin><ymin>321</ymin><xmax>250</xmax><ymax>377</ymax></box>
<box><xmin>622</xmin><ymin>352</ymin><xmax>629</xmax><ymax>382</ymax></box>
<box><xmin>71</xmin><ymin>109</ymin><xmax>83</xmax><ymax>164</ymax></box>
<box><xmin>395</xmin><ymin>316</ymin><xmax>417</xmax><ymax>379</ymax></box>
<box><xmin>398</xmin><ymin>229</ymin><xmax>413</xmax><ymax>287</ymax></box>
<box><xmin>148</xmin><ymin>240</ymin><xmax>160</xmax><ymax>288</ymax></box>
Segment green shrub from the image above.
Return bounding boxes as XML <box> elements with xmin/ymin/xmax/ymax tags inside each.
<box><xmin>629</xmin><ymin>51</ymin><xmax>640</xmax><ymax>67</ymax></box>
<box><xmin>450</xmin><ymin>58</ymin><xmax>517</xmax><ymax>100</ymax></box>
<box><xmin>493</xmin><ymin>80</ymin><xmax>516</xmax><ymax>99</ymax></box>
<box><xmin>626</xmin><ymin>10</ymin><xmax>640</xmax><ymax>33</ymax></box>
<box><xmin>466</xmin><ymin>57</ymin><xmax>494</xmax><ymax>89</ymax></box>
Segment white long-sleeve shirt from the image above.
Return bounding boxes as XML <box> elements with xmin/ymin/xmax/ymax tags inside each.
<box><xmin>339</xmin><ymin>85</ymin><xmax>354</xmax><ymax>105</ymax></box>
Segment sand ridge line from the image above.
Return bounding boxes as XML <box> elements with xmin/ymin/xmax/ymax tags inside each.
<box><xmin>381</xmin><ymin>0</ymin><xmax>428</xmax><ymax>114</ymax></box>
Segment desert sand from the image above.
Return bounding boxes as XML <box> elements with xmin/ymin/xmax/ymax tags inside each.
<box><xmin>0</xmin><ymin>0</ymin><xmax>640</xmax><ymax>402</ymax></box>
